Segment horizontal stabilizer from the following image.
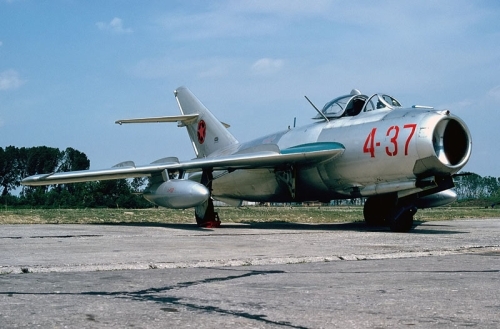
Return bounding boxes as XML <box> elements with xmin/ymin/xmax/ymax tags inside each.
<box><xmin>115</xmin><ymin>114</ymin><xmax>230</xmax><ymax>129</ymax></box>
<box><xmin>115</xmin><ymin>114</ymin><xmax>199</xmax><ymax>125</ymax></box>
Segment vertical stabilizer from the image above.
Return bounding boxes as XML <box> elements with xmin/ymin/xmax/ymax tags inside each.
<box><xmin>174</xmin><ymin>86</ymin><xmax>238</xmax><ymax>158</ymax></box>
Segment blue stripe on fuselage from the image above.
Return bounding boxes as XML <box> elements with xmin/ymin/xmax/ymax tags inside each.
<box><xmin>281</xmin><ymin>142</ymin><xmax>344</xmax><ymax>154</ymax></box>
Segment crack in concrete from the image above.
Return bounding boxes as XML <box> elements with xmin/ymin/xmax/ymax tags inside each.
<box><xmin>3</xmin><ymin>245</ymin><xmax>498</xmax><ymax>275</ymax></box>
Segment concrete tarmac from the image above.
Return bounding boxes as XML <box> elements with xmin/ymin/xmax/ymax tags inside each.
<box><xmin>1</xmin><ymin>219</ymin><xmax>499</xmax><ymax>328</ymax></box>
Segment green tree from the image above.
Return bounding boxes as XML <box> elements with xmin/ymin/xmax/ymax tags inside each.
<box><xmin>80</xmin><ymin>179</ymin><xmax>150</xmax><ymax>208</ymax></box>
<box><xmin>52</xmin><ymin>148</ymin><xmax>91</xmax><ymax>203</ymax></box>
<box><xmin>455</xmin><ymin>172</ymin><xmax>500</xmax><ymax>200</ymax></box>
<box><xmin>0</xmin><ymin>146</ymin><xmax>21</xmax><ymax>196</ymax></box>
<box><xmin>58</xmin><ymin>147</ymin><xmax>90</xmax><ymax>172</ymax></box>
<box><xmin>3</xmin><ymin>145</ymin><xmax>153</xmax><ymax>208</ymax></box>
<box><xmin>18</xmin><ymin>146</ymin><xmax>62</xmax><ymax>180</ymax></box>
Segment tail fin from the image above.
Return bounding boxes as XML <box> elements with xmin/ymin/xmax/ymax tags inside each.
<box><xmin>174</xmin><ymin>86</ymin><xmax>238</xmax><ymax>158</ymax></box>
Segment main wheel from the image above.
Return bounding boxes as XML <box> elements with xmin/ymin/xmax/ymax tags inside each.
<box><xmin>388</xmin><ymin>206</ymin><xmax>416</xmax><ymax>232</ymax></box>
<box><xmin>363</xmin><ymin>195</ymin><xmax>397</xmax><ymax>226</ymax></box>
<box><xmin>195</xmin><ymin>198</ymin><xmax>220</xmax><ymax>228</ymax></box>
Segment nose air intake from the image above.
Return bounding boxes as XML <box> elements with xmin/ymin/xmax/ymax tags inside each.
<box><xmin>414</xmin><ymin>115</ymin><xmax>471</xmax><ymax>176</ymax></box>
<box><xmin>433</xmin><ymin>118</ymin><xmax>470</xmax><ymax>167</ymax></box>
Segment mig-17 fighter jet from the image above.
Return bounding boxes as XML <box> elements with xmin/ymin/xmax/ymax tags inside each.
<box><xmin>22</xmin><ymin>87</ymin><xmax>472</xmax><ymax>232</ymax></box>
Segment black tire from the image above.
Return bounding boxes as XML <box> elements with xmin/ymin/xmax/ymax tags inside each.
<box><xmin>388</xmin><ymin>206</ymin><xmax>416</xmax><ymax>232</ymax></box>
<box><xmin>363</xmin><ymin>195</ymin><xmax>396</xmax><ymax>226</ymax></box>
<box><xmin>195</xmin><ymin>198</ymin><xmax>220</xmax><ymax>227</ymax></box>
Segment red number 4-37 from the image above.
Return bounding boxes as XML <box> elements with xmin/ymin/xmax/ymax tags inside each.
<box><xmin>363</xmin><ymin>124</ymin><xmax>416</xmax><ymax>158</ymax></box>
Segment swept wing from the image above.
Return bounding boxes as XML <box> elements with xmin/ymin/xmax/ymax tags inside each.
<box><xmin>22</xmin><ymin>142</ymin><xmax>344</xmax><ymax>186</ymax></box>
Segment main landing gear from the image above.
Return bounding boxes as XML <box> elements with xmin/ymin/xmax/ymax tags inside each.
<box><xmin>363</xmin><ymin>194</ymin><xmax>417</xmax><ymax>232</ymax></box>
<box><xmin>195</xmin><ymin>198</ymin><xmax>221</xmax><ymax>228</ymax></box>
<box><xmin>195</xmin><ymin>169</ymin><xmax>221</xmax><ymax>228</ymax></box>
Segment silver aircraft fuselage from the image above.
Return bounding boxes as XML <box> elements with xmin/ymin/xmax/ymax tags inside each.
<box><xmin>208</xmin><ymin>106</ymin><xmax>470</xmax><ymax>203</ymax></box>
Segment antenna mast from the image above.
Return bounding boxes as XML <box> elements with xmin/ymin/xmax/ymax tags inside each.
<box><xmin>304</xmin><ymin>96</ymin><xmax>329</xmax><ymax>122</ymax></box>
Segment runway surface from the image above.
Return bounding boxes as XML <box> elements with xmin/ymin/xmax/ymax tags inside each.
<box><xmin>1</xmin><ymin>219</ymin><xmax>499</xmax><ymax>328</ymax></box>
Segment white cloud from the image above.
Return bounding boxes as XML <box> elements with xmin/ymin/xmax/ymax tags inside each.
<box><xmin>130</xmin><ymin>56</ymin><xmax>243</xmax><ymax>80</ymax></box>
<box><xmin>488</xmin><ymin>85</ymin><xmax>500</xmax><ymax>102</ymax></box>
<box><xmin>157</xmin><ymin>10</ymin><xmax>279</xmax><ymax>39</ymax></box>
<box><xmin>0</xmin><ymin>69</ymin><xmax>25</xmax><ymax>91</ymax></box>
<box><xmin>96</xmin><ymin>17</ymin><xmax>132</xmax><ymax>34</ymax></box>
<box><xmin>251</xmin><ymin>58</ymin><xmax>284</xmax><ymax>75</ymax></box>
<box><xmin>226</xmin><ymin>0</ymin><xmax>333</xmax><ymax>17</ymax></box>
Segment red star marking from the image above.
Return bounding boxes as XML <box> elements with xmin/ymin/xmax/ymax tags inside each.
<box><xmin>197</xmin><ymin>120</ymin><xmax>206</xmax><ymax>144</ymax></box>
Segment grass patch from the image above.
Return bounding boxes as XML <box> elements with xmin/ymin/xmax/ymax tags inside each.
<box><xmin>0</xmin><ymin>206</ymin><xmax>499</xmax><ymax>225</ymax></box>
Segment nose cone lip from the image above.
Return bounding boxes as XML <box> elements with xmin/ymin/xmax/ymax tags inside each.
<box><xmin>413</xmin><ymin>113</ymin><xmax>472</xmax><ymax>177</ymax></box>
<box><xmin>433</xmin><ymin>117</ymin><xmax>472</xmax><ymax>169</ymax></box>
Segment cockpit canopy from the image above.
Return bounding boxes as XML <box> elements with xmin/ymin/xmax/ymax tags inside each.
<box><xmin>313</xmin><ymin>91</ymin><xmax>402</xmax><ymax>120</ymax></box>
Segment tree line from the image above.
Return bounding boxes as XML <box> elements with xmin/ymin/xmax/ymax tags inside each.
<box><xmin>454</xmin><ymin>173</ymin><xmax>500</xmax><ymax>202</ymax></box>
<box><xmin>0</xmin><ymin>146</ymin><xmax>150</xmax><ymax>208</ymax></box>
<box><xmin>1</xmin><ymin>145</ymin><xmax>499</xmax><ymax>208</ymax></box>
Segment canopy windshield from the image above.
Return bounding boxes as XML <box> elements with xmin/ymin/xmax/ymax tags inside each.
<box><xmin>362</xmin><ymin>94</ymin><xmax>402</xmax><ymax>113</ymax></box>
<box><xmin>313</xmin><ymin>92</ymin><xmax>402</xmax><ymax>120</ymax></box>
<box><xmin>314</xmin><ymin>94</ymin><xmax>368</xmax><ymax>119</ymax></box>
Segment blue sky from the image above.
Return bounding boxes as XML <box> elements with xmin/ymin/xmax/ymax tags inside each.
<box><xmin>1</xmin><ymin>0</ymin><xmax>500</xmax><ymax>176</ymax></box>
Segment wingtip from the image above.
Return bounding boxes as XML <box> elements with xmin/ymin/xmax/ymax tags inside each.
<box><xmin>21</xmin><ymin>173</ymin><xmax>55</xmax><ymax>186</ymax></box>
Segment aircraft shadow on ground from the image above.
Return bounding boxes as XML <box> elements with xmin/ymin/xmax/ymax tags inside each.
<box><xmin>92</xmin><ymin>220</ymin><xmax>466</xmax><ymax>235</ymax></box>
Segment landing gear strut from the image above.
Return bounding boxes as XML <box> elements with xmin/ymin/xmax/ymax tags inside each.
<box><xmin>195</xmin><ymin>169</ymin><xmax>221</xmax><ymax>228</ymax></box>
<box><xmin>195</xmin><ymin>198</ymin><xmax>220</xmax><ymax>228</ymax></box>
